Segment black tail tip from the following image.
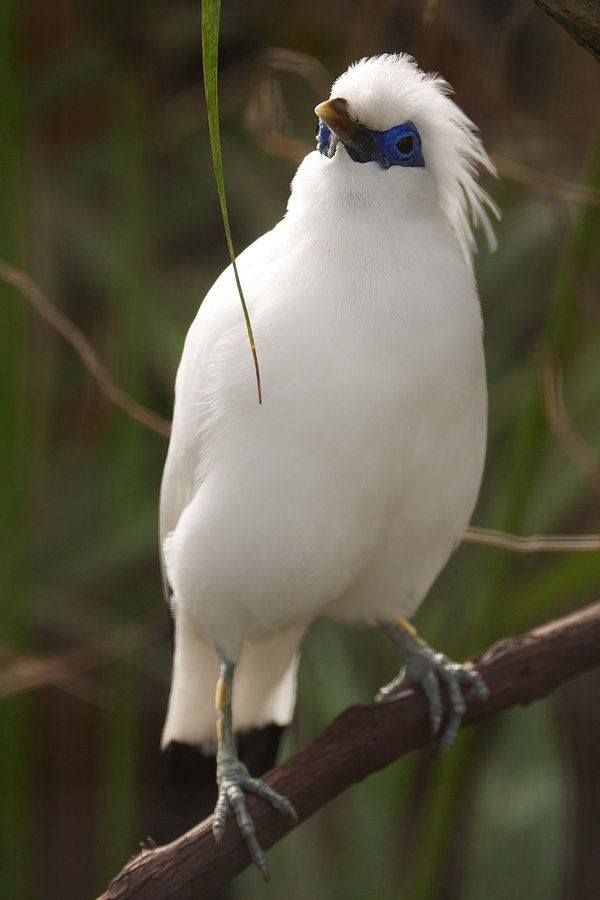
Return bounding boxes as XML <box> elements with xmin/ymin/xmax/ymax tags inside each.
<box><xmin>158</xmin><ymin>724</ymin><xmax>284</xmax><ymax>842</ymax></box>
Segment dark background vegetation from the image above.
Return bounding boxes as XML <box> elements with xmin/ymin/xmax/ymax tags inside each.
<box><xmin>1</xmin><ymin>1</ymin><xmax>599</xmax><ymax>898</ymax></box>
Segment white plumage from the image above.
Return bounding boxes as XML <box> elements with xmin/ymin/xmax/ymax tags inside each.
<box><xmin>160</xmin><ymin>53</ymin><xmax>497</xmax><ymax>752</ymax></box>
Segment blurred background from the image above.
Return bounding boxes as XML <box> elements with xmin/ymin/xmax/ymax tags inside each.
<box><xmin>1</xmin><ymin>1</ymin><xmax>599</xmax><ymax>898</ymax></box>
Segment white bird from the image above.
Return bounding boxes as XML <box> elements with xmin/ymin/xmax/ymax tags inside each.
<box><xmin>159</xmin><ymin>52</ymin><xmax>498</xmax><ymax>876</ymax></box>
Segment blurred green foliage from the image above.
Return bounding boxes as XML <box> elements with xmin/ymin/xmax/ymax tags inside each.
<box><xmin>0</xmin><ymin>2</ymin><xmax>598</xmax><ymax>899</ymax></box>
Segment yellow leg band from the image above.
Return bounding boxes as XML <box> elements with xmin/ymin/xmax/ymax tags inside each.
<box><xmin>215</xmin><ymin>676</ymin><xmax>229</xmax><ymax>711</ymax></box>
<box><xmin>395</xmin><ymin>616</ymin><xmax>417</xmax><ymax>637</ymax></box>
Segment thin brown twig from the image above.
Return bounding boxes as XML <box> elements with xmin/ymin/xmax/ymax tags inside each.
<box><xmin>0</xmin><ymin>259</ymin><xmax>172</xmax><ymax>438</ymax></box>
<box><xmin>493</xmin><ymin>154</ymin><xmax>600</xmax><ymax>207</ymax></box>
<box><xmin>2</xmin><ymin>258</ymin><xmax>598</xmax><ymax>555</ymax></box>
<box><xmin>0</xmin><ymin>611</ymin><xmax>164</xmax><ymax>701</ymax></box>
<box><xmin>540</xmin><ymin>348</ymin><xmax>600</xmax><ymax>500</ymax></box>
<box><xmin>258</xmin><ymin>47</ymin><xmax>331</xmax><ymax>96</ymax></box>
<box><xmin>463</xmin><ymin>526</ymin><xmax>600</xmax><ymax>552</ymax></box>
<box><xmin>0</xmin><ymin>639</ymin><xmax>104</xmax><ymax>705</ymax></box>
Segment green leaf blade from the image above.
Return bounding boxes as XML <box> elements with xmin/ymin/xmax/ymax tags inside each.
<box><xmin>201</xmin><ymin>0</ymin><xmax>262</xmax><ymax>402</ymax></box>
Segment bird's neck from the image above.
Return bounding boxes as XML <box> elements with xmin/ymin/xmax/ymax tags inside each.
<box><xmin>286</xmin><ymin>150</ymin><xmax>441</xmax><ymax>229</ymax></box>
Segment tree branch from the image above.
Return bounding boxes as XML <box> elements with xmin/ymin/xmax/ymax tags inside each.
<box><xmin>99</xmin><ymin>600</ymin><xmax>600</xmax><ymax>900</ymax></box>
<box><xmin>0</xmin><ymin>259</ymin><xmax>171</xmax><ymax>438</ymax></box>
<box><xmin>533</xmin><ymin>0</ymin><xmax>600</xmax><ymax>59</ymax></box>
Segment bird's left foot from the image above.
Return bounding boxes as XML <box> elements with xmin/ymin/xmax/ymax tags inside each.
<box><xmin>212</xmin><ymin>760</ymin><xmax>297</xmax><ymax>880</ymax></box>
<box><xmin>376</xmin><ymin>647</ymin><xmax>489</xmax><ymax>751</ymax></box>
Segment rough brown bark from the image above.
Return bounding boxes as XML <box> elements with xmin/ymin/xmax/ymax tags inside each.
<box><xmin>533</xmin><ymin>0</ymin><xmax>600</xmax><ymax>59</ymax></box>
<box><xmin>99</xmin><ymin>600</ymin><xmax>600</xmax><ymax>900</ymax></box>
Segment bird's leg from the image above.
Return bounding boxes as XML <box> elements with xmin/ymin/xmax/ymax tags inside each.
<box><xmin>375</xmin><ymin>618</ymin><xmax>489</xmax><ymax>751</ymax></box>
<box><xmin>211</xmin><ymin>655</ymin><xmax>297</xmax><ymax>880</ymax></box>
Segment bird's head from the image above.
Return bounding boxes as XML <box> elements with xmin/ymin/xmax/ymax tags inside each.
<box><xmin>310</xmin><ymin>53</ymin><xmax>499</xmax><ymax>261</ymax></box>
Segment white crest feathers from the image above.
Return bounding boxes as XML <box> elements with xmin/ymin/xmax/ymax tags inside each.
<box><xmin>331</xmin><ymin>53</ymin><xmax>500</xmax><ymax>261</ymax></box>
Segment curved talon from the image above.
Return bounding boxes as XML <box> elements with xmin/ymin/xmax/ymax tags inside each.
<box><xmin>438</xmin><ymin>667</ymin><xmax>467</xmax><ymax>749</ymax></box>
<box><xmin>420</xmin><ymin>669</ymin><xmax>444</xmax><ymax>736</ymax></box>
<box><xmin>374</xmin><ymin>667</ymin><xmax>406</xmax><ymax>703</ymax></box>
<box><xmin>212</xmin><ymin>791</ymin><xmax>230</xmax><ymax>844</ymax></box>
<box><xmin>246</xmin><ymin>776</ymin><xmax>298</xmax><ymax>820</ymax></box>
<box><xmin>228</xmin><ymin>782</ymin><xmax>270</xmax><ymax>879</ymax></box>
<box><xmin>212</xmin><ymin>764</ymin><xmax>296</xmax><ymax>880</ymax></box>
<box><xmin>430</xmin><ymin>655</ymin><xmax>486</xmax><ymax>749</ymax></box>
<box><xmin>467</xmin><ymin>668</ymin><xmax>490</xmax><ymax>700</ymax></box>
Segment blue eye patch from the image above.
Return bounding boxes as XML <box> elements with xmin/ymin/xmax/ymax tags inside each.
<box><xmin>368</xmin><ymin>122</ymin><xmax>425</xmax><ymax>169</ymax></box>
<box><xmin>316</xmin><ymin>120</ymin><xmax>425</xmax><ymax>169</ymax></box>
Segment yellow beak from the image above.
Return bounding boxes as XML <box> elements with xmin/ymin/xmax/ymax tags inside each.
<box><xmin>314</xmin><ymin>97</ymin><xmax>379</xmax><ymax>165</ymax></box>
<box><xmin>314</xmin><ymin>98</ymin><xmax>355</xmax><ymax>136</ymax></box>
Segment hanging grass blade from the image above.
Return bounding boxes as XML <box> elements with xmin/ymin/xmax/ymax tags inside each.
<box><xmin>201</xmin><ymin>0</ymin><xmax>262</xmax><ymax>403</ymax></box>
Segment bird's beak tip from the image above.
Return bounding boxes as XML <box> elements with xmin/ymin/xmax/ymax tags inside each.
<box><xmin>314</xmin><ymin>98</ymin><xmax>352</xmax><ymax>133</ymax></box>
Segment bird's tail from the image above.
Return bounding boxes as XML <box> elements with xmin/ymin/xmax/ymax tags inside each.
<box><xmin>158</xmin><ymin>610</ymin><xmax>304</xmax><ymax>838</ymax></box>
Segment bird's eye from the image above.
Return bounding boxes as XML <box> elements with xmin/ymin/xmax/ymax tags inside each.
<box><xmin>396</xmin><ymin>135</ymin><xmax>414</xmax><ymax>155</ymax></box>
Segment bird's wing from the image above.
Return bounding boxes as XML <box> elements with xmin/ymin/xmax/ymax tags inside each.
<box><xmin>159</xmin><ymin>231</ymin><xmax>276</xmax><ymax>609</ymax></box>
<box><xmin>159</xmin><ymin>283</ymin><xmax>230</xmax><ymax>609</ymax></box>
<box><xmin>159</xmin><ymin>434</ymin><xmax>196</xmax><ymax>610</ymax></box>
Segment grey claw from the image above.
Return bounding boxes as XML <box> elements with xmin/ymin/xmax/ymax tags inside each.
<box><xmin>457</xmin><ymin>665</ymin><xmax>490</xmax><ymax>704</ymax></box>
<box><xmin>212</xmin><ymin>765</ymin><xmax>294</xmax><ymax>877</ymax></box>
<box><xmin>471</xmin><ymin>673</ymin><xmax>490</xmax><ymax>700</ymax></box>
<box><xmin>247</xmin><ymin>776</ymin><xmax>298</xmax><ymax>820</ymax></box>
<box><xmin>436</xmin><ymin>736</ymin><xmax>453</xmax><ymax>757</ymax></box>
<box><xmin>378</xmin><ymin>621</ymin><xmax>490</xmax><ymax>752</ymax></box>
<box><xmin>258</xmin><ymin>858</ymin><xmax>270</xmax><ymax>882</ymax></box>
<box><xmin>439</xmin><ymin>672</ymin><xmax>466</xmax><ymax>749</ymax></box>
<box><xmin>212</xmin><ymin>791</ymin><xmax>229</xmax><ymax>844</ymax></box>
<box><xmin>282</xmin><ymin>799</ymin><xmax>298</xmax><ymax>821</ymax></box>
<box><xmin>374</xmin><ymin>667</ymin><xmax>406</xmax><ymax>703</ymax></box>
<box><xmin>383</xmin><ymin>649</ymin><xmax>488</xmax><ymax>751</ymax></box>
<box><xmin>420</xmin><ymin>669</ymin><xmax>443</xmax><ymax>736</ymax></box>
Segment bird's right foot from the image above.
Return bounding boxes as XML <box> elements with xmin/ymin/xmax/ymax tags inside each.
<box><xmin>212</xmin><ymin>759</ymin><xmax>297</xmax><ymax>880</ymax></box>
<box><xmin>376</xmin><ymin>645</ymin><xmax>488</xmax><ymax>751</ymax></box>
<box><xmin>377</xmin><ymin>618</ymin><xmax>490</xmax><ymax>751</ymax></box>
